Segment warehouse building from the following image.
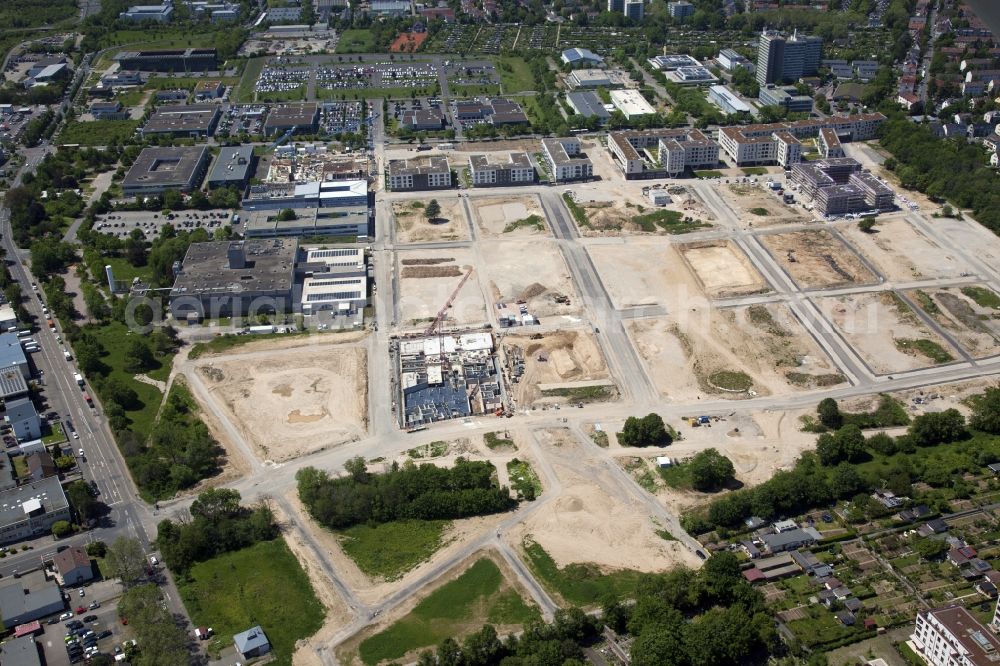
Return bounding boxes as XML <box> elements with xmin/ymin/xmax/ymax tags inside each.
<box><xmin>0</xmin><ymin>477</ymin><xmax>72</xmax><ymax>546</ymax></box>
<box><xmin>468</xmin><ymin>152</ymin><xmax>535</xmax><ymax>187</ymax></box>
<box><xmin>0</xmin><ymin>576</ymin><xmax>64</xmax><ymax>628</ymax></box>
<box><xmin>243</xmin><ymin>206</ymin><xmax>370</xmax><ymax>239</ymax></box>
<box><xmin>568</xmin><ymin>69</ymin><xmax>611</xmax><ymax>89</ymax></box>
<box><xmin>119</xmin><ymin>3</ymin><xmax>173</xmax><ymax>21</ymax></box>
<box><xmin>169</xmin><ymin>239</ymin><xmax>298</xmax><ymax>318</ymax></box>
<box><xmin>122</xmin><ymin>146</ymin><xmax>211</xmax><ymax>196</ymax></box>
<box><xmin>542</xmin><ymin>138</ymin><xmax>593</xmax><ymax>182</ymax></box>
<box><xmin>608</xmin><ymin>128</ymin><xmax>718</xmax><ymax>178</ymax></box>
<box><xmin>387</xmin><ymin>156</ymin><xmax>451</xmax><ymax>191</ymax></box>
<box><xmin>708</xmin><ymin>85</ymin><xmax>751</xmax><ymax>115</ymax></box>
<box><xmin>263</xmin><ymin>103</ymin><xmax>319</xmax><ymax>136</ymax></box>
<box><xmin>114</xmin><ymin>48</ymin><xmax>218</xmax><ymax>73</ymax></box>
<box><xmin>790</xmin><ymin>158</ymin><xmax>894</xmax><ymax>216</ymax></box>
<box><xmin>566</xmin><ymin>91</ymin><xmax>610</xmax><ymax>121</ymax></box>
<box><xmin>610</xmin><ymin>89</ymin><xmax>655</xmax><ymax>119</ymax></box>
<box><xmin>0</xmin><ymin>635</ymin><xmax>42</xmax><ymax>666</ymax></box>
<box><xmin>207</xmin><ymin>145</ymin><xmax>256</xmax><ymax>191</ymax></box>
<box><xmin>141</xmin><ymin>104</ymin><xmax>221</xmax><ymax>137</ymax></box>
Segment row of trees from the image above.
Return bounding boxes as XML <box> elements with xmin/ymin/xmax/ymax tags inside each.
<box><xmin>414</xmin><ymin>552</ymin><xmax>776</xmax><ymax>666</ymax></box>
<box><xmin>156</xmin><ymin>488</ymin><xmax>278</xmax><ymax>574</ymax></box>
<box><xmin>297</xmin><ymin>457</ymin><xmax>516</xmax><ymax>530</ymax></box>
<box><xmin>686</xmin><ymin>390</ymin><xmax>1000</xmax><ymax>532</ymax></box>
<box><xmin>618</xmin><ymin>413</ymin><xmax>673</xmax><ymax>447</ymax></box>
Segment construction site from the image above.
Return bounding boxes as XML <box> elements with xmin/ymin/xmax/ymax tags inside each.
<box><xmin>470</xmin><ymin>195</ymin><xmax>550</xmax><ymax>238</ymax></box>
<box><xmin>392</xmin><ymin>198</ymin><xmax>471</xmax><ymax>244</ymax></box>
<box><xmin>396</xmin><ymin>250</ymin><xmax>485</xmax><ymax>327</ymax></box>
<box><xmin>761</xmin><ymin>229</ymin><xmax>879</xmax><ymax>290</ymax></box>
<box><xmin>263</xmin><ymin>144</ymin><xmax>370</xmax><ymax>183</ymax></box>
<box><xmin>500</xmin><ymin>330</ymin><xmax>615</xmax><ymax>408</ymax></box>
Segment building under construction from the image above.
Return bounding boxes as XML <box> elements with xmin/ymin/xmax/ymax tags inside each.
<box><xmin>395</xmin><ymin>331</ymin><xmax>505</xmax><ymax>428</ymax></box>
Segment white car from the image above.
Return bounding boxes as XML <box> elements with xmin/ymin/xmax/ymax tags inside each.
<box><xmin>78</xmin><ymin>448</ymin><xmax>85</xmax><ymax>457</ymax></box>
<box><xmin>72</xmin><ymin>432</ymin><xmax>79</xmax><ymax>440</ymax></box>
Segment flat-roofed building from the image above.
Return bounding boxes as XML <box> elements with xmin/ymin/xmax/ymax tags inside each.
<box><xmin>0</xmin><ymin>635</ymin><xmax>42</xmax><ymax>666</ymax></box>
<box><xmin>487</xmin><ymin>98</ymin><xmax>528</xmax><ymax>126</ymax></box>
<box><xmin>607</xmin><ymin>128</ymin><xmax>718</xmax><ymax>178</ymax></box>
<box><xmin>717</xmin><ymin>48</ymin><xmax>755</xmax><ymax>73</ymax></box>
<box><xmin>759</xmin><ymin>84</ymin><xmax>813</xmax><ymax>113</ymax></box>
<box><xmin>141</xmin><ymin>104</ymin><xmax>221</xmax><ymax>137</ymax></box>
<box><xmin>667</xmin><ymin>0</ymin><xmax>694</xmax><ymax>18</ymax></box>
<box><xmin>708</xmin><ymin>85</ymin><xmax>751</xmax><ymax>114</ymax></box>
<box><xmin>790</xmin><ymin>157</ymin><xmax>893</xmax><ymax>216</ymax></box>
<box><xmin>913</xmin><ymin>604</ymin><xmax>1000</xmax><ymax>666</ymax></box>
<box><xmin>670</xmin><ymin>66</ymin><xmax>718</xmax><ymax>84</ymax></box>
<box><xmin>647</xmin><ymin>54</ymin><xmax>701</xmax><ymax>71</ymax></box>
<box><xmin>818</xmin><ymin>127</ymin><xmax>844</xmax><ymax>158</ymax></box>
<box><xmin>169</xmin><ymin>239</ymin><xmax>298</xmax><ymax>318</ymax></box>
<box><xmin>193</xmin><ymin>80</ymin><xmax>225</xmax><ymax>101</ymax></box>
<box><xmin>610</xmin><ymin>89</ymin><xmax>655</xmax><ymax>119</ymax></box>
<box><xmin>399</xmin><ymin>108</ymin><xmax>444</xmax><ymax>131</ymax></box>
<box><xmin>468</xmin><ymin>152</ymin><xmax>535</xmax><ymax>187</ymax></box>
<box><xmin>243</xmin><ymin>206</ymin><xmax>370</xmax><ymax>239</ymax></box>
<box><xmin>89</xmin><ymin>101</ymin><xmax>130</xmax><ymax>120</ymax></box>
<box><xmin>387</xmin><ymin>156</ymin><xmax>451</xmax><ymax>191</ymax></box>
<box><xmin>542</xmin><ymin>138</ymin><xmax>593</xmax><ymax>182</ymax></box>
<box><xmin>566</xmin><ymin>91</ymin><xmax>610</xmax><ymax>120</ymax></box>
<box><xmin>756</xmin><ymin>29</ymin><xmax>823</xmax><ymax>86</ymax></box>
<box><xmin>0</xmin><ymin>477</ymin><xmax>71</xmax><ymax>546</ymax></box>
<box><xmin>242</xmin><ymin>179</ymin><xmax>368</xmax><ymax>210</ymax></box>
<box><xmin>263</xmin><ymin>103</ymin><xmax>319</xmax><ymax>136</ymax></box>
<box><xmin>114</xmin><ymin>48</ymin><xmax>217</xmax><ymax>73</ymax></box>
<box><xmin>119</xmin><ymin>3</ymin><xmax>173</xmax><ymax>21</ymax></box>
<box><xmin>717</xmin><ymin>113</ymin><xmax>885</xmax><ymax>166</ymax></box>
<box><xmin>123</xmin><ymin>146</ymin><xmax>211</xmax><ymax>196</ymax></box>
<box><xmin>568</xmin><ymin>69</ymin><xmax>611</xmax><ymax>89</ymax></box>
<box><xmin>301</xmin><ymin>274</ymin><xmax>367</xmax><ymax>315</ymax></box>
<box><xmin>207</xmin><ymin>145</ymin><xmax>256</xmax><ymax>191</ymax></box>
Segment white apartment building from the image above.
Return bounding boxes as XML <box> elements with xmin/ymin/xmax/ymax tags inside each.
<box><xmin>542</xmin><ymin>138</ymin><xmax>593</xmax><ymax>182</ymax></box>
<box><xmin>468</xmin><ymin>152</ymin><xmax>535</xmax><ymax>187</ymax></box>
<box><xmin>912</xmin><ymin>604</ymin><xmax>1000</xmax><ymax>666</ymax></box>
<box><xmin>717</xmin><ymin>114</ymin><xmax>886</xmax><ymax>166</ymax></box>
<box><xmin>607</xmin><ymin>128</ymin><xmax>718</xmax><ymax>178</ymax></box>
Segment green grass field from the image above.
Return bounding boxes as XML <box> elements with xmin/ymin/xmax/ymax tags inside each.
<box><xmin>336</xmin><ymin>29</ymin><xmax>376</xmax><ymax>53</ymax></box>
<box><xmin>187</xmin><ymin>330</ymin><xmax>311</xmax><ymax>359</ymax></box>
<box><xmin>895</xmin><ymin>338</ymin><xmax>954</xmax><ymax>364</ymax></box>
<box><xmin>522</xmin><ymin>540</ymin><xmax>645</xmax><ymax>607</ymax></box>
<box><xmin>357</xmin><ymin>558</ymin><xmax>538</xmax><ymax>664</ymax></box>
<box><xmin>694</xmin><ymin>170</ymin><xmax>724</xmax><ymax>179</ymax></box>
<box><xmin>59</xmin><ymin>120</ymin><xmax>139</xmax><ymax>146</ymax></box>
<box><xmin>962</xmin><ymin>286</ymin><xmax>1000</xmax><ymax>309</ymax></box>
<box><xmin>496</xmin><ymin>56</ymin><xmax>535</xmax><ymax>93</ymax></box>
<box><xmin>742</xmin><ymin>167</ymin><xmax>768</xmax><ymax>176</ymax></box>
<box><xmin>338</xmin><ymin>520</ymin><xmax>449</xmax><ymax>581</ymax></box>
<box><xmin>235</xmin><ymin>57</ymin><xmax>265</xmax><ymax>103</ymax></box>
<box><xmin>178</xmin><ymin>539</ymin><xmax>325</xmax><ymax>666</ymax></box>
<box><xmin>448</xmin><ymin>83</ymin><xmax>502</xmax><ymax>97</ymax></box>
<box><xmin>629</xmin><ymin>209</ymin><xmax>710</xmax><ymax>234</ymax></box>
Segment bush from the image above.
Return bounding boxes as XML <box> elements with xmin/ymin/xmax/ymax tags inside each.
<box><xmin>618</xmin><ymin>413</ymin><xmax>672</xmax><ymax>447</ymax></box>
<box><xmin>87</xmin><ymin>541</ymin><xmax>107</xmax><ymax>558</ymax></box>
<box><xmin>52</xmin><ymin>520</ymin><xmax>72</xmax><ymax>538</ymax></box>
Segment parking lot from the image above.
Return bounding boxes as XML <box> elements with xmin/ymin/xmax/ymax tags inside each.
<box><xmin>444</xmin><ymin>61</ymin><xmax>499</xmax><ymax>87</ymax></box>
<box><xmin>94</xmin><ymin>209</ymin><xmax>234</xmax><ymax>240</ymax></box>
<box><xmin>1</xmin><ymin>106</ymin><xmax>45</xmax><ymax>144</ymax></box>
<box><xmin>315</xmin><ymin>62</ymin><xmax>439</xmax><ymax>92</ymax></box>
<box><xmin>321</xmin><ymin>100</ymin><xmax>364</xmax><ymax>134</ymax></box>
<box><xmin>255</xmin><ymin>62</ymin><xmax>310</xmax><ymax>96</ymax></box>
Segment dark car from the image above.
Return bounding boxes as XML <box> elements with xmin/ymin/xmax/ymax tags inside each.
<box><xmin>65</xmin><ymin>620</ymin><xmax>83</xmax><ymax>629</ymax></box>
<box><xmin>47</xmin><ymin>617</ymin><xmax>61</xmax><ymax>625</ymax></box>
<box><xmin>695</xmin><ymin>550</ymin><xmax>707</xmax><ymax>560</ymax></box>
<box><xmin>97</xmin><ymin>630</ymin><xmax>113</xmax><ymax>639</ymax></box>
<box><xmin>83</xmin><ymin>615</ymin><xmax>98</xmax><ymax>622</ymax></box>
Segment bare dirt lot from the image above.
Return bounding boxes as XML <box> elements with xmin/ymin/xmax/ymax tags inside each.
<box><xmin>678</xmin><ymin>241</ymin><xmax>770</xmax><ymax>298</ymax></box>
<box><xmin>192</xmin><ymin>342</ymin><xmax>367</xmax><ymax>463</ymax></box>
<box><xmin>906</xmin><ymin>286</ymin><xmax>1000</xmax><ymax>358</ymax></box>
<box><xmin>720</xmin><ymin>182</ymin><xmax>808</xmax><ymax>227</ymax></box>
<box><xmin>819</xmin><ymin>291</ymin><xmax>960</xmax><ymax>374</ymax></box>
<box><xmin>397</xmin><ymin>248</ymin><xmax>486</xmax><ymax>328</ymax></box>
<box><xmin>393</xmin><ymin>198</ymin><xmax>470</xmax><ymax>243</ymax></box>
<box><xmin>470</xmin><ymin>195</ymin><xmax>551</xmax><ymax>238</ymax></box>
<box><xmin>575</xmin><ymin>195</ymin><xmax>712</xmax><ymax>237</ymax></box>
<box><xmin>500</xmin><ymin>330</ymin><xmax>614</xmax><ymax>407</ymax></box>
<box><xmin>509</xmin><ymin>428</ymin><xmax>701</xmax><ymax>575</ymax></box>
<box><xmin>480</xmin><ymin>240</ymin><xmax>582</xmax><ymax>320</ymax></box>
<box><xmin>761</xmin><ymin>229</ymin><xmax>878</xmax><ymax>289</ymax></box>
<box><xmin>841</xmin><ymin>216</ymin><xmax>964</xmax><ymax>281</ymax></box>
<box><xmin>627</xmin><ymin>304</ymin><xmax>845</xmax><ymax>401</ymax></box>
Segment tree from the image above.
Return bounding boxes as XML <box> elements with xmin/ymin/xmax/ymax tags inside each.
<box><xmin>87</xmin><ymin>541</ymin><xmax>108</xmax><ymax>558</ymax></box>
<box><xmin>101</xmin><ymin>377</ymin><xmax>140</xmax><ymax>410</ymax></box>
<box><xmin>914</xmin><ymin>537</ymin><xmax>948</xmax><ymax>561</ymax></box>
<box><xmin>830</xmin><ymin>463</ymin><xmax>866</xmax><ymax>499</ymax></box>
<box><xmin>122</xmin><ymin>338</ymin><xmax>155</xmax><ymax>374</ymax></box>
<box><xmin>67</xmin><ymin>480</ymin><xmax>98</xmax><ymax>522</ymax></box>
<box><xmin>105</xmin><ymin>537</ymin><xmax>146</xmax><ymax>587</ymax></box>
<box><xmin>52</xmin><ymin>520</ymin><xmax>72</xmax><ymax>538</ymax></box>
<box><xmin>971</xmin><ymin>387</ymin><xmax>1000</xmax><ymax>434</ymax></box>
<box><xmin>688</xmin><ymin>449</ymin><xmax>735</xmax><ymax>492</ymax></box>
<box><xmin>425</xmin><ymin>199</ymin><xmax>442</xmax><ymax>221</ymax></box>
<box><xmin>908</xmin><ymin>409</ymin><xmax>968</xmax><ymax>447</ymax></box>
<box><xmin>277</xmin><ymin>208</ymin><xmax>297</xmax><ymax>221</ymax></box>
<box><xmin>817</xmin><ymin>398</ymin><xmax>842</xmax><ymax>429</ymax></box>
<box><xmin>858</xmin><ymin>216</ymin><xmax>877</xmax><ymax>233</ymax></box>
<box><xmin>618</xmin><ymin>413</ymin><xmax>672</xmax><ymax>447</ymax></box>
<box><xmin>189</xmin><ymin>488</ymin><xmax>242</xmax><ymax>521</ymax></box>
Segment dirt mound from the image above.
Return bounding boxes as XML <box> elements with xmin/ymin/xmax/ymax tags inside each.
<box><xmin>402</xmin><ymin>265</ymin><xmax>463</xmax><ymax>278</ymax></box>
<box><xmin>402</xmin><ymin>258</ymin><xmax>454</xmax><ymax>265</ymax></box>
<box><xmin>520</xmin><ymin>283</ymin><xmax>547</xmax><ymax>300</ymax></box>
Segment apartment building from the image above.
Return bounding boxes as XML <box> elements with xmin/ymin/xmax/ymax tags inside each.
<box><xmin>468</xmin><ymin>152</ymin><xmax>535</xmax><ymax>187</ymax></box>
<box><xmin>790</xmin><ymin>158</ymin><xmax>894</xmax><ymax>216</ymax></box>
<box><xmin>717</xmin><ymin>113</ymin><xmax>886</xmax><ymax>166</ymax></box>
<box><xmin>542</xmin><ymin>138</ymin><xmax>593</xmax><ymax>182</ymax></box>
<box><xmin>913</xmin><ymin>604</ymin><xmax>1000</xmax><ymax>666</ymax></box>
<box><xmin>386</xmin><ymin>156</ymin><xmax>452</xmax><ymax>191</ymax></box>
<box><xmin>607</xmin><ymin>128</ymin><xmax>718</xmax><ymax>178</ymax></box>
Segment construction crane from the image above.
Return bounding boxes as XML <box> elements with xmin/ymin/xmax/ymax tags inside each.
<box><xmin>424</xmin><ymin>268</ymin><xmax>474</xmax><ymax>336</ymax></box>
<box><xmin>267</xmin><ymin>125</ymin><xmax>298</xmax><ymax>152</ymax></box>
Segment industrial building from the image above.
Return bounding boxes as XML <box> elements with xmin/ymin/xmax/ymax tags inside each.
<box><xmin>789</xmin><ymin>158</ymin><xmax>894</xmax><ymax>216</ymax></box>
<box><xmin>0</xmin><ymin>333</ymin><xmax>30</xmax><ymax>379</ymax></box>
<box><xmin>114</xmin><ymin>48</ymin><xmax>218</xmax><ymax>73</ymax></box>
<box><xmin>141</xmin><ymin>104</ymin><xmax>221</xmax><ymax>137</ymax></box>
<box><xmin>0</xmin><ymin>477</ymin><xmax>72</xmax><ymax>546</ymax></box>
<box><xmin>717</xmin><ymin>114</ymin><xmax>885</xmax><ymax>166</ymax></box>
<box><xmin>119</xmin><ymin>3</ymin><xmax>173</xmax><ymax>21</ymax></box>
<box><xmin>717</xmin><ymin>48</ymin><xmax>754</xmax><ymax>73</ymax></box>
<box><xmin>468</xmin><ymin>153</ymin><xmax>535</xmax><ymax>187</ymax></box>
<box><xmin>398</xmin><ymin>332</ymin><xmax>503</xmax><ymax>427</ymax></box>
<box><xmin>386</xmin><ymin>156</ymin><xmax>452</xmax><ymax>191</ymax></box>
<box><xmin>647</xmin><ymin>54</ymin><xmax>701</xmax><ymax>71</ymax></box>
<box><xmin>298</xmin><ymin>248</ymin><xmax>368</xmax><ymax>317</ymax></box>
<box><xmin>568</xmin><ymin>69</ymin><xmax>611</xmax><ymax>89</ymax></box>
<box><xmin>207</xmin><ymin>145</ymin><xmax>256</xmax><ymax>191</ymax></box>
<box><xmin>756</xmin><ymin>29</ymin><xmax>823</xmax><ymax>86</ymax></box>
<box><xmin>122</xmin><ymin>146</ymin><xmax>211</xmax><ymax>197</ymax></box>
<box><xmin>708</xmin><ymin>85</ymin><xmax>751</xmax><ymax>115</ymax></box>
<box><xmin>243</xmin><ymin>206</ymin><xmax>370</xmax><ymax>239</ymax></box>
<box><xmin>758</xmin><ymin>85</ymin><xmax>813</xmax><ymax>113</ymax></box>
<box><xmin>263</xmin><ymin>103</ymin><xmax>319</xmax><ymax>136</ymax></box>
<box><xmin>561</xmin><ymin>48</ymin><xmax>604</xmax><ymax>67</ymax></box>
<box><xmin>0</xmin><ymin>366</ymin><xmax>28</xmax><ymax>401</ymax></box>
<box><xmin>608</xmin><ymin>128</ymin><xmax>718</xmax><ymax>178</ymax></box>
<box><xmin>542</xmin><ymin>138</ymin><xmax>593</xmax><ymax>183</ymax></box>
<box><xmin>169</xmin><ymin>239</ymin><xmax>298</xmax><ymax>318</ymax></box>
<box><xmin>566</xmin><ymin>91</ymin><xmax>610</xmax><ymax>121</ymax></box>
<box><xmin>242</xmin><ymin>179</ymin><xmax>368</xmax><ymax>210</ymax></box>
<box><xmin>610</xmin><ymin>89</ymin><xmax>655</xmax><ymax>119</ymax></box>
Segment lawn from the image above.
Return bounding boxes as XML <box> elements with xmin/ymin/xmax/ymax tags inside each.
<box><xmin>629</xmin><ymin>209</ymin><xmax>710</xmax><ymax>234</ymax></box>
<box><xmin>658</xmin><ymin>464</ymin><xmax>694</xmax><ymax>490</ymax></box>
<box><xmin>540</xmin><ymin>385</ymin><xmax>615</xmax><ymax>402</ymax></box>
<box><xmin>962</xmin><ymin>286</ymin><xmax>1000</xmax><ymax>309</ymax></box>
<box><xmin>145</xmin><ymin>76</ymin><xmax>239</xmax><ymax>90</ymax></box>
<box><xmin>894</xmin><ymin>338</ymin><xmax>954</xmax><ymax>364</ymax></box>
<box><xmin>96</xmin><ymin>27</ymin><xmax>221</xmax><ymax>51</ymax></box>
<box><xmin>506</xmin><ymin>459</ymin><xmax>541</xmax><ymax>500</ymax></box>
<box><xmin>694</xmin><ymin>170</ymin><xmax>724</xmax><ymax>179</ymax></box>
<box><xmin>187</xmin><ymin>330</ymin><xmax>311</xmax><ymax>359</ymax></box>
<box><xmin>336</xmin><ymin>29</ymin><xmax>376</xmax><ymax>53</ymax></box>
<box><xmin>42</xmin><ymin>422</ymin><xmax>66</xmax><ymax>446</ymax></box>
<box><xmin>235</xmin><ymin>57</ymin><xmax>265</xmax><ymax>103</ymax></box>
<box><xmin>484</xmin><ymin>432</ymin><xmax>515</xmax><ymax>450</ymax></box>
<box><xmin>522</xmin><ymin>540</ymin><xmax>645</xmax><ymax>607</ymax></box>
<box><xmin>84</xmin><ymin>250</ymin><xmax>154</xmax><ymax>286</ymax></box>
<box><xmin>495</xmin><ymin>56</ymin><xmax>535</xmax><ymax>93</ymax></box>
<box><xmin>257</xmin><ymin>86</ymin><xmax>309</xmax><ymax>103</ymax></box>
<box><xmin>338</xmin><ymin>520</ymin><xmax>449</xmax><ymax>581</ymax></box>
<box><xmin>448</xmin><ymin>83</ymin><xmax>502</xmax><ymax>97</ymax></box>
<box><xmin>82</xmin><ymin>321</ymin><xmax>171</xmax><ymax>439</ymax></box>
<box><xmin>742</xmin><ymin>167</ymin><xmax>769</xmax><ymax>176</ymax></box>
<box><xmin>178</xmin><ymin>539</ymin><xmax>325</xmax><ymax>666</ymax></box>
<box><xmin>357</xmin><ymin>558</ymin><xmax>538</xmax><ymax>665</ymax></box>
<box><xmin>59</xmin><ymin>120</ymin><xmax>140</xmax><ymax>146</ymax></box>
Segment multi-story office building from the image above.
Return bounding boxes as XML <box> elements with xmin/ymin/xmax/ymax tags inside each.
<box><xmin>756</xmin><ymin>29</ymin><xmax>823</xmax><ymax>86</ymax></box>
<box><xmin>667</xmin><ymin>0</ymin><xmax>694</xmax><ymax>19</ymax></box>
<box><xmin>624</xmin><ymin>0</ymin><xmax>643</xmax><ymax>21</ymax></box>
<box><xmin>607</xmin><ymin>0</ymin><xmax>624</xmax><ymax>12</ymax></box>
<box><xmin>758</xmin><ymin>85</ymin><xmax>814</xmax><ymax>113</ymax></box>
<box><xmin>468</xmin><ymin>153</ymin><xmax>535</xmax><ymax>187</ymax></box>
<box><xmin>114</xmin><ymin>48</ymin><xmax>218</xmax><ymax>73</ymax></box>
<box><xmin>119</xmin><ymin>3</ymin><xmax>173</xmax><ymax>21</ymax></box>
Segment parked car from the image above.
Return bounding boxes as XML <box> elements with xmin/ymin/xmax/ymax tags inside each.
<box><xmin>83</xmin><ymin>615</ymin><xmax>98</xmax><ymax>622</ymax></box>
<box><xmin>75</xmin><ymin>606</ymin><xmax>86</xmax><ymax>614</ymax></box>
<box><xmin>60</xmin><ymin>612</ymin><xmax>74</xmax><ymax>621</ymax></box>
<box><xmin>89</xmin><ymin>601</ymin><xmax>100</xmax><ymax>610</ymax></box>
